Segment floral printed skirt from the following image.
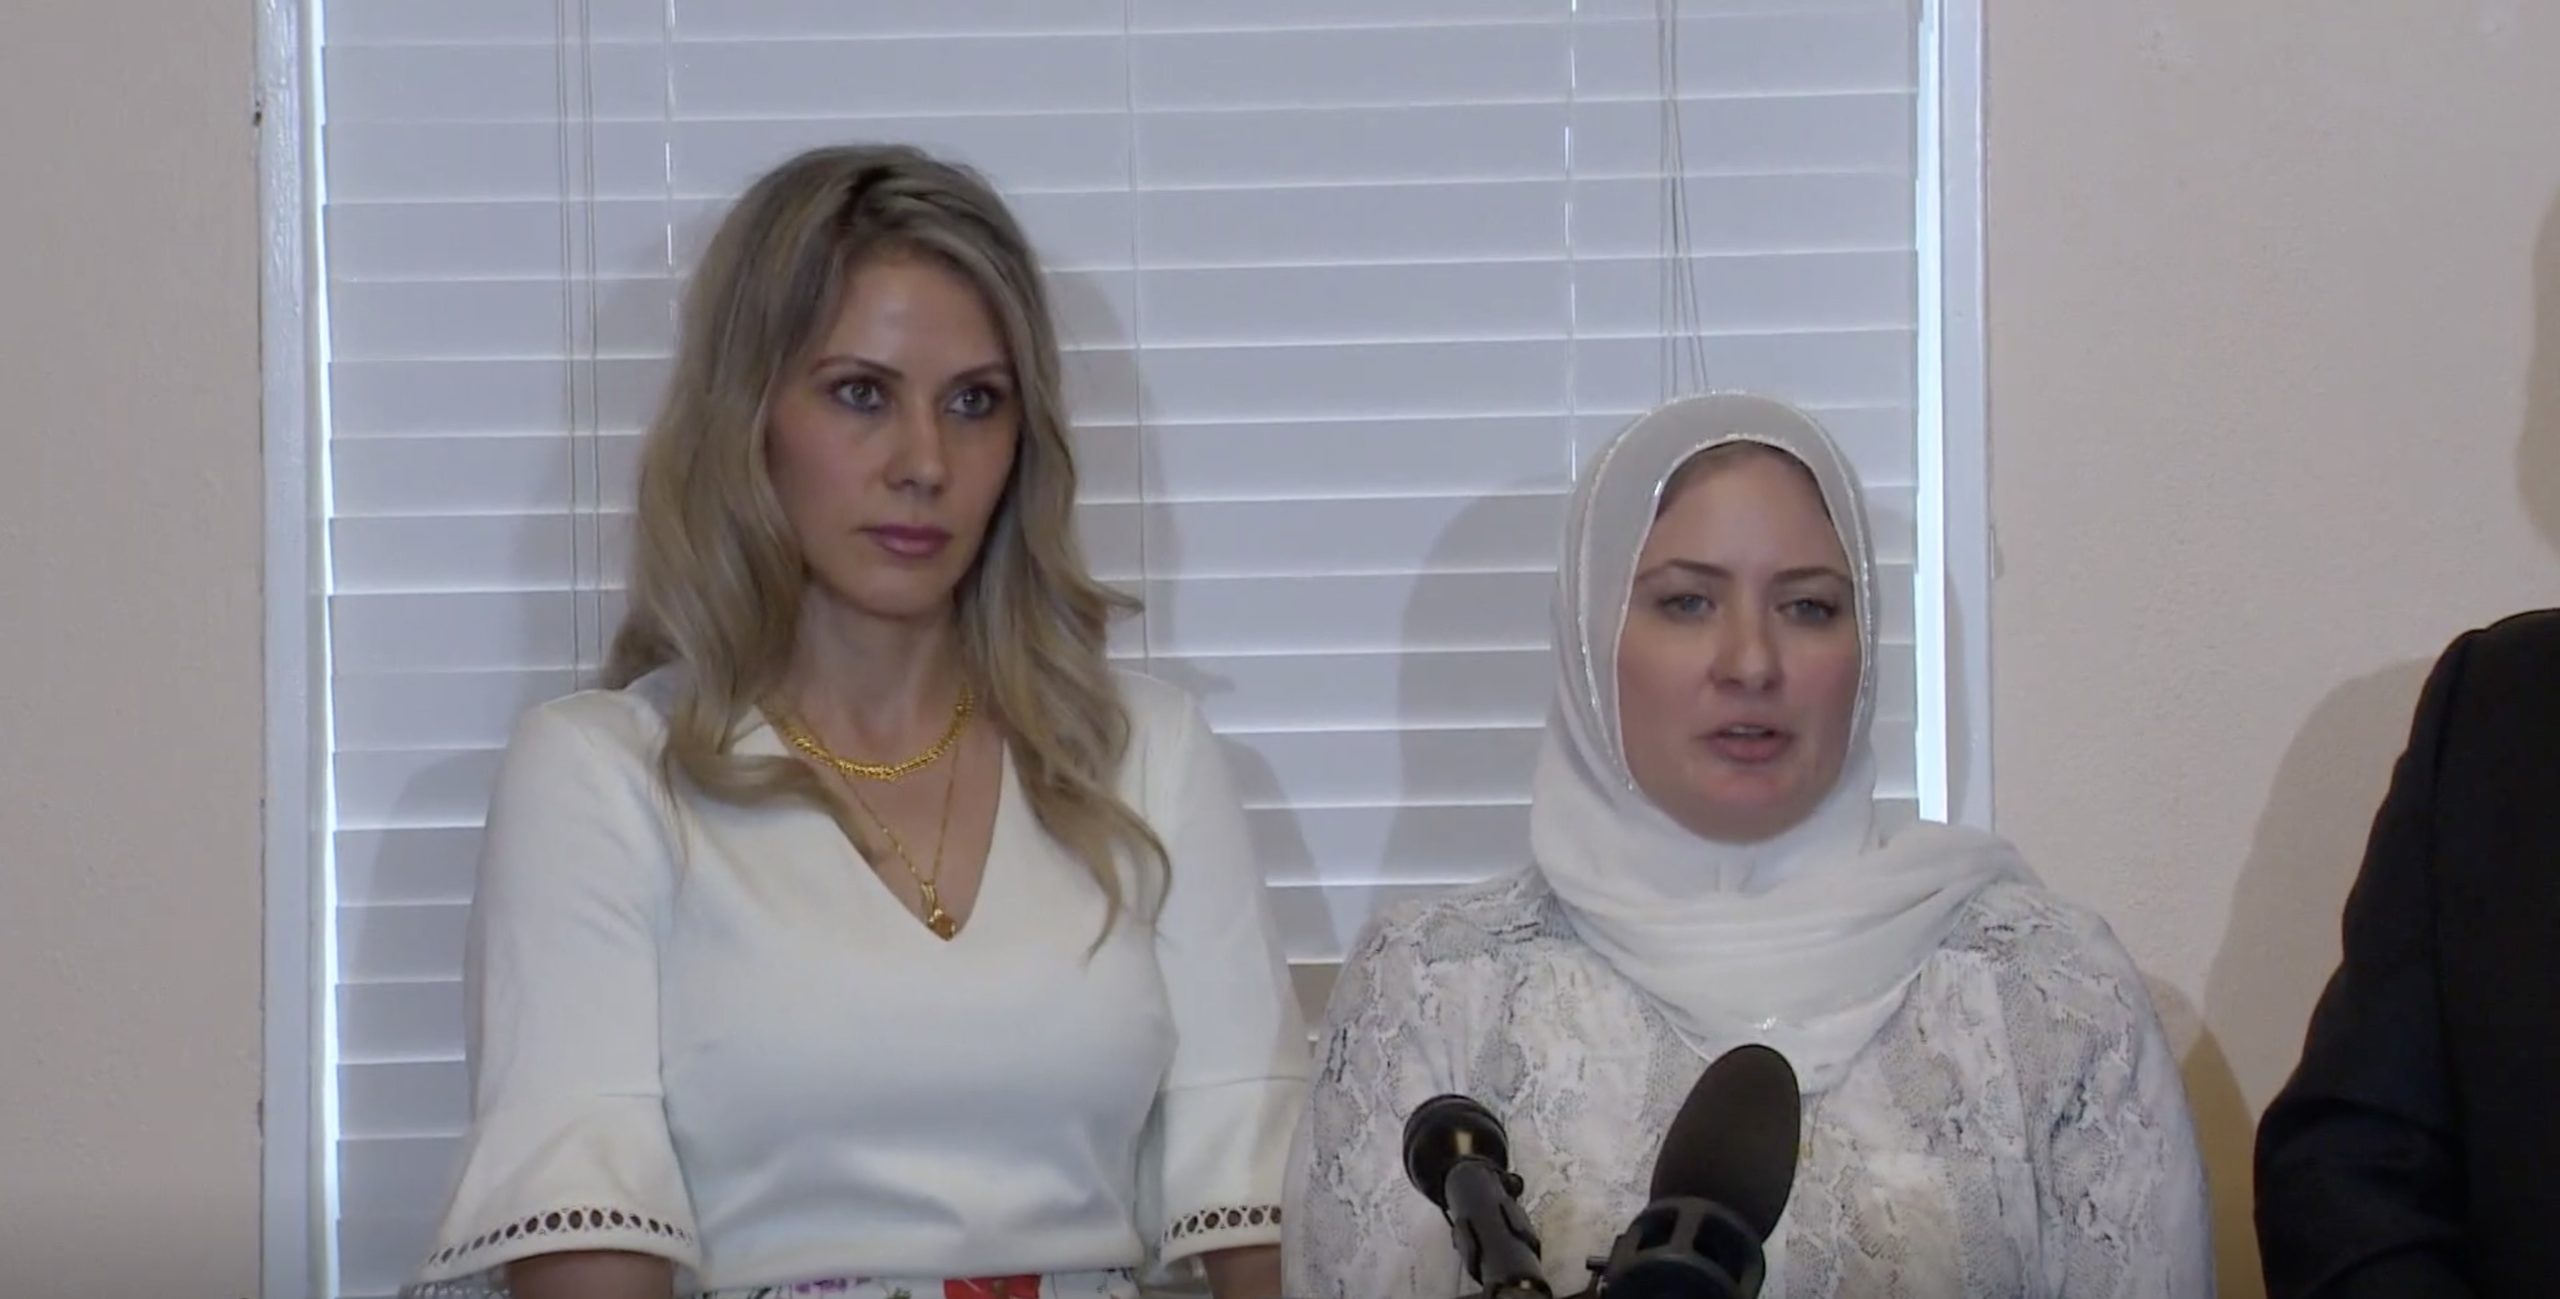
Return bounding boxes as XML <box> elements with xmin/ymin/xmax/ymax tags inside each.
<box><xmin>722</xmin><ymin>1268</ymin><xmax>1140</xmax><ymax>1299</ymax></box>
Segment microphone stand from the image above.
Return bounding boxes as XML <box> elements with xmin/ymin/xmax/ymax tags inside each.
<box><xmin>1438</xmin><ymin>1154</ymin><xmax>1552</xmax><ymax>1299</ymax></box>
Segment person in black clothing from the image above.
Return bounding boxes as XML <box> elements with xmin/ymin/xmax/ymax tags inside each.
<box><xmin>2256</xmin><ymin>608</ymin><xmax>2560</xmax><ymax>1297</ymax></box>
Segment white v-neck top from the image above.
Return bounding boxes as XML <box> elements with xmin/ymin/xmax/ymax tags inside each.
<box><xmin>407</xmin><ymin>668</ymin><xmax>1308</xmax><ymax>1295</ymax></box>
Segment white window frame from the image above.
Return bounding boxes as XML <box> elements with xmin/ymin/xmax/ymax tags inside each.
<box><xmin>252</xmin><ymin>2</ymin><xmax>1995</xmax><ymax>1293</ymax></box>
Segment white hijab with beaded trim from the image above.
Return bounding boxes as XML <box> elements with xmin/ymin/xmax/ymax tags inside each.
<box><xmin>1530</xmin><ymin>391</ymin><xmax>2032</xmax><ymax>1093</ymax></box>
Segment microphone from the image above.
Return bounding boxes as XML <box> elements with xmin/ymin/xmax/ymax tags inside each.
<box><xmin>1596</xmin><ymin>1044</ymin><xmax>1802</xmax><ymax>1299</ymax></box>
<box><xmin>1403</xmin><ymin>1093</ymin><xmax>1554</xmax><ymax>1299</ymax></box>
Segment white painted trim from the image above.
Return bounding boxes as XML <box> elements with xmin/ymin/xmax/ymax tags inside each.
<box><xmin>1915</xmin><ymin>0</ymin><xmax>1996</xmax><ymax>830</ymax></box>
<box><xmin>257</xmin><ymin>0</ymin><xmax>327</xmax><ymax>1295</ymax></box>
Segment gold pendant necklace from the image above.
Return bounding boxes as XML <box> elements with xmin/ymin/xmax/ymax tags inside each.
<box><xmin>838</xmin><ymin>764</ymin><xmax>963</xmax><ymax>940</ymax></box>
<box><xmin>768</xmin><ymin>687</ymin><xmax>974</xmax><ymax>939</ymax></box>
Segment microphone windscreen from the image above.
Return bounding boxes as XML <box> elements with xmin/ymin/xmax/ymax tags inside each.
<box><xmin>1646</xmin><ymin>1043</ymin><xmax>1802</xmax><ymax>1240</ymax></box>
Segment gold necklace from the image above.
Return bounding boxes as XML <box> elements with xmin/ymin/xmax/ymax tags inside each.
<box><xmin>767</xmin><ymin>688</ymin><xmax>976</xmax><ymax>939</ymax></box>
<box><xmin>836</xmin><ymin>759</ymin><xmax>964</xmax><ymax>940</ymax></box>
<box><xmin>774</xmin><ymin>683</ymin><xmax>974</xmax><ymax>781</ymax></box>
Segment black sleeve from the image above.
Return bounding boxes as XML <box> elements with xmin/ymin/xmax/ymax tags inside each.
<box><xmin>2253</xmin><ymin>633</ymin><xmax>2477</xmax><ymax>1299</ymax></box>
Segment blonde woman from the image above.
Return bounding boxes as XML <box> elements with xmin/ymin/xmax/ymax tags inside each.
<box><xmin>406</xmin><ymin>145</ymin><xmax>1304</xmax><ymax>1299</ymax></box>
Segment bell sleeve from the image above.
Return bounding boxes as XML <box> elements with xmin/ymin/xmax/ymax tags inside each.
<box><xmin>1134</xmin><ymin>691</ymin><xmax>1311</xmax><ymax>1272</ymax></box>
<box><xmin>404</xmin><ymin>698</ymin><xmax>702</xmax><ymax>1296</ymax></box>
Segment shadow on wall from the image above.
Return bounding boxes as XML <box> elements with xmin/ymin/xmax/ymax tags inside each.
<box><xmin>1043</xmin><ymin>271</ymin><xmax>1329</xmax><ymax>1023</ymax></box>
<box><xmin>2523</xmin><ymin>189</ymin><xmax>2560</xmax><ymax>555</ymax></box>
<box><xmin>1381</xmin><ymin>484</ymin><xmax>1560</xmax><ymax>986</ymax></box>
<box><xmin>2176</xmin><ymin>659</ymin><xmax>2434</xmax><ymax>1299</ymax></box>
<box><xmin>2142</xmin><ymin>978</ymin><xmax>2254</xmax><ymax>1299</ymax></box>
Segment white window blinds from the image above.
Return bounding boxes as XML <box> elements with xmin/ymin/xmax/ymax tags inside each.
<box><xmin>313</xmin><ymin>2</ymin><xmax>1931</xmax><ymax>1294</ymax></box>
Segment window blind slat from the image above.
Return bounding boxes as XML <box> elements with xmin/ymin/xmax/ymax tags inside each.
<box><xmin>336</xmin><ymin>983</ymin><xmax>463</xmax><ymax>1064</ymax></box>
<box><xmin>1133</xmin><ymin>340</ymin><xmax>1568</xmax><ymax>421</ymax></box>
<box><xmin>1225</xmin><ymin>726</ymin><xmax>1542</xmax><ymax>809</ymax></box>
<box><xmin>1144</xmin><ymin>415</ymin><xmax>1571</xmax><ymax>498</ymax></box>
<box><xmin>1138</xmin><ymin>180</ymin><xmax>1564</xmax><ymax>264</ymax></box>
<box><xmin>1570</xmin><ymin>11</ymin><xmax>1915</xmax><ymax>99</ymax></box>
<box><xmin>323</xmin><ymin>42</ymin><xmax>669</xmax><ymax>123</ymax></box>
<box><xmin>334</xmin><ymin>670</ymin><xmax>582</xmax><ymax>754</ymax></box>
<box><xmin>324</xmin><ymin>0</ymin><xmax>665</xmax><ymax>46</ymax></box>
<box><xmin>1574</xmin><ymin>0</ymin><xmax>1905</xmax><ymax>17</ymax></box>
<box><xmin>340</xmin><ymin>904</ymin><xmax>469</xmax><ymax>985</ymax></box>
<box><xmin>327</xmin><ymin>357</ymin><xmax>668</xmax><ymax>436</ymax></box>
<box><xmin>1569</xmin><ymin>94</ymin><xmax>1914</xmax><ymax>178</ymax></box>
<box><xmin>1130</xmin><ymin>25</ymin><xmax>1568</xmax><ymax>110</ymax></box>
<box><xmin>1144</xmin><ymin>570</ymin><xmax>1549</xmax><ymax>655</ymax></box>
<box><xmin>1570</xmin><ymin>330</ymin><xmax>1915</xmax><ymax>410</ymax></box>
<box><xmin>338</xmin><ymin>1213</ymin><xmax>448</xmax><ymax>1299</ymax></box>
<box><xmin>1128</xmin><ymin>0</ymin><xmax>1561</xmax><ymax>30</ymax></box>
<box><xmin>340</xmin><ymin>1137</ymin><xmax>465</xmax><ymax>1224</ymax></box>
<box><xmin>674</xmin><ymin>116</ymin><xmax>1133</xmax><ymax>194</ymax></box>
<box><xmin>336</xmin><ymin>829</ymin><xmax>479</xmax><ymax>906</ymax></box>
<box><xmin>323</xmin><ymin>121</ymin><xmax>675</xmax><ymax>202</ymax></box>
<box><xmin>340</xmin><ymin>1061</ymin><xmax>471</xmax><ymax>1140</ymax></box>
<box><xmin>1145</xmin><ymin>494</ymin><xmax>1564</xmax><ymax>577</ymax></box>
<box><xmin>1138</xmin><ymin>261</ymin><xmax>1567</xmax><ymax>345</ymax></box>
<box><xmin>1573</xmin><ymin>251</ymin><xmax>1918</xmax><ymax>337</ymax></box>
<box><xmin>1135</xmin><ymin>103</ymin><xmax>1567</xmax><ymax>186</ymax></box>
<box><xmin>671</xmin><ymin>37</ymin><xmax>1129</xmax><ymax>118</ymax></box>
<box><xmin>1570</xmin><ymin>173</ymin><xmax>1914</xmax><ymax>254</ymax></box>
<box><xmin>331</xmin><ymin>436</ymin><xmax>643</xmax><ymax>515</ymax></box>
<box><xmin>669</xmin><ymin>0</ymin><xmax>1125</xmax><ymax>40</ymax></box>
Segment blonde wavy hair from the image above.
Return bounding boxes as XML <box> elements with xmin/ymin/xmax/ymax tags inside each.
<box><xmin>603</xmin><ymin>143</ymin><xmax>1165</xmax><ymax>927</ymax></box>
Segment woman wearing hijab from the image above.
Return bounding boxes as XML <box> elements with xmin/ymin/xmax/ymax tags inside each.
<box><xmin>1283</xmin><ymin>393</ymin><xmax>2211</xmax><ymax>1296</ymax></box>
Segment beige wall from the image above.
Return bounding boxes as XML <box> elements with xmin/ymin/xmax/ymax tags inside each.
<box><xmin>0</xmin><ymin>1</ymin><xmax>265</xmax><ymax>1295</ymax></box>
<box><xmin>1989</xmin><ymin>2</ymin><xmax>2560</xmax><ymax>1294</ymax></box>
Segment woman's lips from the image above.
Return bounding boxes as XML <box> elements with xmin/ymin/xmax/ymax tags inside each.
<box><xmin>1702</xmin><ymin>724</ymin><xmax>1792</xmax><ymax>765</ymax></box>
<box><xmin>864</xmin><ymin>525</ymin><xmax>951</xmax><ymax>559</ymax></box>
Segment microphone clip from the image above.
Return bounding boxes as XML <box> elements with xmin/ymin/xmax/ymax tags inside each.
<box><xmin>1593</xmin><ymin>1196</ymin><xmax>1765</xmax><ymax>1299</ymax></box>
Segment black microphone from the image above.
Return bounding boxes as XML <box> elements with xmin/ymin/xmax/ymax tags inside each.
<box><xmin>1596</xmin><ymin>1044</ymin><xmax>1803</xmax><ymax>1299</ymax></box>
<box><xmin>1403</xmin><ymin>1093</ymin><xmax>1554</xmax><ymax>1299</ymax></box>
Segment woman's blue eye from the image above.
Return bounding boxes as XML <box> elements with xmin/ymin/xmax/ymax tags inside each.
<box><xmin>830</xmin><ymin>378</ymin><xmax>886</xmax><ymax>412</ymax></box>
<box><xmin>947</xmin><ymin>384</ymin><xmax>1006</xmax><ymax>419</ymax></box>
<box><xmin>1659</xmin><ymin>593</ymin><xmax>1711</xmax><ymax>618</ymax></box>
<box><xmin>1786</xmin><ymin>598</ymin><xmax>1841</xmax><ymax>623</ymax></box>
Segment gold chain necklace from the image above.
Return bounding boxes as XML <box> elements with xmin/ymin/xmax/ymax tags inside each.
<box><xmin>836</xmin><ymin>760</ymin><xmax>964</xmax><ymax>940</ymax></box>
<box><xmin>768</xmin><ymin>688</ymin><xmax>976</xmax><ymax>939</ymax></box>
<box><xmin>774</xmin><ymin>683</ymin><xmax>974</xmax><ymax>782</ymax></box>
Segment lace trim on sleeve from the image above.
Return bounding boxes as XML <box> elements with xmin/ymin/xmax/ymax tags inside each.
<box><xmin>405</xmin><ymin>1203</ymin><xmax>698</xmax><ymax>1297</ymax></box>
<box><xmin>1167</xmin><ymin>1203</ymin><xmax>1280</xmax><ymax>1241</ymax></box>
<box><xmin>1163</xmin><ymin>1203</ymin><xmax>1282</xmax><ymax>1253</ymax></box>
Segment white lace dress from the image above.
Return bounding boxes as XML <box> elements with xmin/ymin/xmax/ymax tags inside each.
<box><xmin>1282</xmin><ymin>871</ymin><xmax>2212</xmax><ymax>1299</ymax></box>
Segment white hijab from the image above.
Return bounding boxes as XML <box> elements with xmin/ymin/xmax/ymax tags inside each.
<box><xmin>1530</xmin><ymin>392</ymin><xmax>2032</xmax><ymax>1093</ymax></box>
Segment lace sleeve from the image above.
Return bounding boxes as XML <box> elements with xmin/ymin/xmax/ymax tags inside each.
<box><xmin>1281</xmin><ymin>911</ymin><xmax>1469</xmax><ymax>1299</ymax></box>
<box><xmin>2004</xmin><ymin>897</ymin><xmax>2216</xmax><ymax>1298</ymax></box>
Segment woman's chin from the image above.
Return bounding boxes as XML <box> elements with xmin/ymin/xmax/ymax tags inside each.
<box><xmin>809</xmin><ymin>573</ymin><xmax>966</xmax><ymax>625</ymax></box>
<box><xmin>1673</xmin><ymin>779</ymin><xmax>1818</xmax><ymax>843</ymax></box>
